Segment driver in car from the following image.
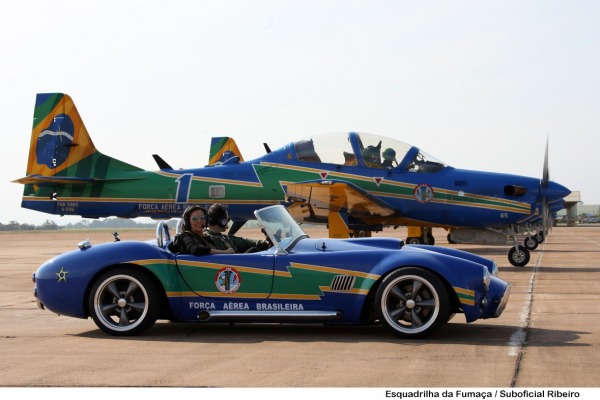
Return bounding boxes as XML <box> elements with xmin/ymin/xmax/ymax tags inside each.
<box><xmin>204</xmin><ymin>204</ymin><xmax>271</xmax><ymax>253</ymax></box>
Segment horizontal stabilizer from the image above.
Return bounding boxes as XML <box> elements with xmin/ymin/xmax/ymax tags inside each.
<box><xmin>13</xmin><ymin>174</ymin><xmax>144</xmax><ymax>186</ymax></box>
<box><xmin>152</xmin><ymin>154</ymin><xmax>173</xmax><ymax>170</ymax></box>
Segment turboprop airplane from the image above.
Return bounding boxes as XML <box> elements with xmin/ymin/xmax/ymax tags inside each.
<box><xmin>14</xmin><ymin>93</ymin><xmax>571</xmax><ymax>266</ymax></box>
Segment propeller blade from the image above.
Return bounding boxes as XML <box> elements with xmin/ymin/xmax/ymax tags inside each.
<box><xmin>541</xmin><ymin>136</ymin><xmax>550</xmax><ymax>236</ymax></box>
<box><xmin>542</xmin><ymin>198</ymin><xmax>549</xmax><ymax>237</ymax></box>
<box><xmin>542</xmin><ymin>136</ymin><xmax>549</xmax><ymax>187</ymax></box>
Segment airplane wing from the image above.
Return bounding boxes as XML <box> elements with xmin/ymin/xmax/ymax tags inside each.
<box><xmin>283</xmin><ymin>180</ymin><xmax>398</xmax><ymax>223</ymax></box>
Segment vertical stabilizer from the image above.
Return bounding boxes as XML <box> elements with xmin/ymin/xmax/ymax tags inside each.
<box><xmin>26</xmin><ymin>93</ymin><xmax>98</xmax><ymax>178</ymax></box>
<box><xmin>16</xmin><ymin>93</ymin><xmax>142</xmax><ymax>186</ymax></box>
<box><xmin>208</xmin><ymin>137</ymin><xmax>244</xmax><ymax>165</ymax></box>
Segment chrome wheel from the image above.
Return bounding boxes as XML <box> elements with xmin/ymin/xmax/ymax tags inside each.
<box><xmin>376</xmin><ymin>267</ymin><xmax>449</xmax><ymax>338</ymax></box>
<box><xmin>89</xmin><ymin>268</ymin><xmax>159</xmax><ymax>335</ymax></box>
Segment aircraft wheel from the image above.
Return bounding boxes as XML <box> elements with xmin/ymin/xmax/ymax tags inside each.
<box><xmin>375</xmin><ymin>267</ymin><xmax>450</xmax><ymax>338</ymax></box>
<box><xmin>406</xmin><ymin>237</ymin><xmax>422</xmax><ymax>245</ymax></box>
<box><xmin>426</xmin><ymin>233</ymin><xmax>435</xmax><ymax>245</ymax></box>
<box><xmin>524</xmin><ymin>236</ymin><xmax>538</xmax><ymax>250</ymax></box>
<box><xmin>447</xmin><ymin>234</ymin><xmax>457</xmax><ymax>244</ymax></box>
<box><xmin>508</xmin><ymin>245</ymin><xmax>530</xmax><ymax>267</ymax></box>
<box><xmin>536</xmin><ymin>232</ymin><xmax>545</xmax><ymax>243</ymax></box>
<box><xmin>89</xmin><ymin>267</ymin><xmax>160</xmax><ymax>336</ymax></box>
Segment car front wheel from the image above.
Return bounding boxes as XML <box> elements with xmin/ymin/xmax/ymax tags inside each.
<box><xmin>89</xmin><ymin>267</ymin><xmax>160</xmax><ymax>336</ymax></box>
<box><xmin>376</xmin><ymin>267</ymin><xmax>450</xmax><ymax>339</ymax></box>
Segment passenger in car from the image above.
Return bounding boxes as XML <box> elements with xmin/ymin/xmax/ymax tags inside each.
<box><xmin>169</xmin><ymin>206</ymin><xmax>234</xmax><ymax>255</ymax></box>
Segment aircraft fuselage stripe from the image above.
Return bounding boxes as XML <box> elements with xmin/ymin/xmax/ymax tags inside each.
<box><xmin>266</xmin><ymin>162</ymin><xmax>531</xmax><ymax>215</ymax></box>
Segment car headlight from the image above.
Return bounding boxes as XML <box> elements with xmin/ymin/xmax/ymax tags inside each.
<box><xmin>490</xmin><ymin>261</ymin><xmax>499</xmax><ymax>277</ymax></box>
<box><xmin>483</xmin><ymin>267</ymin><xmax>491</xmax><ymax>292</ymax></box>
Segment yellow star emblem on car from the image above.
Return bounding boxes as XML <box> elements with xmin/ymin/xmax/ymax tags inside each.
<box><xmin>56</xmin><ymin>267</ymin><xmax>69</xmax><ymax>283</ymax></box>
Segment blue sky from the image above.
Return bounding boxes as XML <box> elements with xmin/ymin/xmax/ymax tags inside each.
<box><xmin>2</xmin><ymin>1</ymin><xmax>599</xmax><ymax>225</ymax></box>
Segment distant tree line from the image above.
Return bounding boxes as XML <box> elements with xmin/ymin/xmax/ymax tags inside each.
<box><xmin>0</xmin><ymin>217</ymin><xmax>265</xmax><ymax>232</ymax></box>
<box><xmin>0</xmin><ymin>218</ymin><xmax>160</xmax><ymax>231</ymax></box>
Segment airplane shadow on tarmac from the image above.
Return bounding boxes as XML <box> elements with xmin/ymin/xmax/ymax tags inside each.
<box><xmin>497</xmin><ymin>265</ymin><xmax>600</xmax><ymax>273</ymax></box>
<box><xmin>73</xmin><ymin>321</ymin><xmax>589</xmax><ymax>347</ymax></box>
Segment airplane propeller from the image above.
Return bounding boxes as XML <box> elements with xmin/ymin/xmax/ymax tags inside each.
<box><xmin>540</xmin><ymin>137</ymin><xmax>551</xmax><ymax>239</ymax></box>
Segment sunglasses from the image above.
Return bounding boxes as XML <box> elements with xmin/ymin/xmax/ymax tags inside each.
<box><xmin>191</xmin><ymin>216</ymin><xmax>205</xmax><ymax>222</ymax></box>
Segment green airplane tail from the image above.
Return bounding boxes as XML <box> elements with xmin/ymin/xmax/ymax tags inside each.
<box><xmin>14</xmin><ymin>93</ymin><xmax>143</xmax><ymax>187</ymax></box>
<box><xmin>208</xmin><ymin>137</ymin><xmax>244</xmax><ymax>165</ymax></box>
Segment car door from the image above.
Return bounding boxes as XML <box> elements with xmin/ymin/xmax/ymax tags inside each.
<box><xmin>175</xmin><ymin>251</ymin><xmax>275</xmax><ymax>300</ymax></box>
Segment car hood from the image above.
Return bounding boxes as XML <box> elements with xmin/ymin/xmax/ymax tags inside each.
<box><xmin>291</xmin><ymin>237</ymin><xmax>498</xmax><ymax>275</ymax></box>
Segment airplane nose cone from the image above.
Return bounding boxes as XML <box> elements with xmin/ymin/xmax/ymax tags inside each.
<box><xmin>542</xmin><ymin>181</ymin><xmax>571</xmax><ymax>202</ymax></box>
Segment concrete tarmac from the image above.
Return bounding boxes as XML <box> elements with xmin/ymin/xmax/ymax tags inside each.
<box><xmin>0</xmin><ymin>226</ymin><xmax>599</xmax><ymax>389</ymax></box>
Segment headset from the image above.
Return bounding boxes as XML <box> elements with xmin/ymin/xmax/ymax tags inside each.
<box><xmin>182</xmin><ymin>206</ymin><xmax>206</xmax><ymax>231</ymax></box>
<box><xmin>207</xmin><ymin>204</ymin><xmax>229</xmax><ymax>228</ymax></box>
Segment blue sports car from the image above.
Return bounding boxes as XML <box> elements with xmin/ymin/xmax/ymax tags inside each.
<box><xmin>33</xmin><ymin>205</ymin><xmax>511</xmax><ymax>338</ymax></box>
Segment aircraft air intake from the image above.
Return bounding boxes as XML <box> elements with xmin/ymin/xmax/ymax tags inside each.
<box><xmin>504</xmin><ymin>185</ymin><xmax>528</xmax><ymax>196</ymax></box>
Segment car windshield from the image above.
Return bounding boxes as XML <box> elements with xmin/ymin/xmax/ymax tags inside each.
<box><xmin>255</xmin><ymin>205</ymin><xmax>308</xmax><ymax>253</ymax></box>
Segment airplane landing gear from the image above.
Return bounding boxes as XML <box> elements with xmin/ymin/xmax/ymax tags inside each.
<box><xmin>447</xmin><ymin>225</ymin><xmax>545</xmax><ymax>267</ymax></box>
<box><xmin>406</xmin><ymin>227</ymin><xmax>434</xmax><ymax>245</ymax></box>
<box><xmin>508</xmin><ymin>244</ymin><xmax>530</xmax><ymax>267</ymax></box>
<box><xmin>524</xmin><ymin>235</ymin><xmax>539</xmax><ymax>250</ymax></box>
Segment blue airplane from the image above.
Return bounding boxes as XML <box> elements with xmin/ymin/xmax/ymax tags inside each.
<box><xmin>14</xmin><ymin>93</ymin><xmax>571</xmax><ymax>266</ymax></box>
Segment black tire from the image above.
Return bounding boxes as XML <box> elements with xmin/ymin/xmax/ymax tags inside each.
<box><xmin>524</xmin><ymin>236</ymin><xmax>538</xmax><ymax>250</ymax></box>
<box><xmin>89</xmin><ymin>267</ymin><xmax>160</xmax><ymax>336</ymax></box>
<box><xmin>426</xmin><ymin>233</ymin><xmax>435</xmax><ymax>245</ymax></box>
<box><xmin>536</xmin><ymin>231</ymin><xmax>545</xmax><ymax>243</ymax></box>
<box><xmin>375</xmin><ymin>267</ymin><xmax>450</xmax><ymax>339</ymax></box>
<box><xmin>508</xmin><ymin>245</ymin><xmax>530</xmax><ymax>267</ymax></box>
<box><xmin>406</xmin><ymin>237</ymin><xmax>422</xmax><ymax>245</ymax></box>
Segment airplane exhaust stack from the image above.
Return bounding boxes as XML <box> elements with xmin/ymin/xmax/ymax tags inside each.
<box><xmin>504</xmin><ymin>185</ymin><xmax>528</xmax><ymax>196</ymax></box>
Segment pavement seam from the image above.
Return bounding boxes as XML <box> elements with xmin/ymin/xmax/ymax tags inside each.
<box><xmin>509</xmin><ymin>240</ymin><xmax>544</xmax><ymax>387</ymax></box>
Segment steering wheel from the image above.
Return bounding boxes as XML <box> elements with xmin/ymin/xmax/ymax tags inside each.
<box><xmin>261</xmin><ymin>228</ymin><xmax>274</xmax><ymax>247</ymax></box>
<box><xmin>156</xmin><ymin>221</ymin><xmax>171</xmax><ymax>248</ymax></box>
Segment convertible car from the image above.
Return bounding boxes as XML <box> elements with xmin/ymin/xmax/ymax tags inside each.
<box><xmin>33</xmin><ymin>205</ymin><xmax>511</xmax><ymax>338</ymax></box>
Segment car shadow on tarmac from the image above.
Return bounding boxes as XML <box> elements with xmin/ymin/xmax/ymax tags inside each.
<box><xmin>72</xmin><ymin>321</ymin><xmax>589</xmax><ymax>347</ymax></box>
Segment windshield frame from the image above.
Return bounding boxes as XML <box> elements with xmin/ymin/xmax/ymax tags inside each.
<box><xmin>254</xmin><ymin>205</ymin><xmax>309</xmax><ymax>254</ymax></box>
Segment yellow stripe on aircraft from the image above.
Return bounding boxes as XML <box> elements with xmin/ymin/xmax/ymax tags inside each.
<box><xmin>266</xmin><ymin>162</ymin><xmax>531</xmax><ymax>214</ymax></box>
<box><xmin>155</xmin><ymin>171</ymin><xmax>264</xmax><ymax>187</ymax></box>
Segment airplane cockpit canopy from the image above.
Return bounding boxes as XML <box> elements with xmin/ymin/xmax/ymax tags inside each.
<box><xmin>292</xmin><ymin>132</ymin><xmax>447</xmax><ymax>173</ymax></box>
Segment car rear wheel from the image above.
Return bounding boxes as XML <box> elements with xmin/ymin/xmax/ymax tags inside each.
<box><xmin>89</xmin><ymin>267</ymin><xmax>160</xmax><ymax>336</ymax></box>
<box><xmin>376</xmin><ymin>267</ymin><xmax>450</xmax><ymax>339</ymax></box>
